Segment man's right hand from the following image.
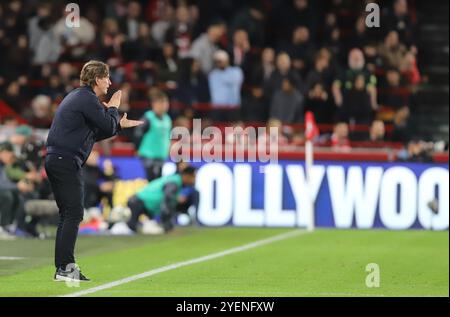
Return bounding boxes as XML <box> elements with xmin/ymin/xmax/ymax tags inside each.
<box><xmin>103</xmin><ymin>90</ymin><xmax>122</xmax><ymax>109</ymax></box>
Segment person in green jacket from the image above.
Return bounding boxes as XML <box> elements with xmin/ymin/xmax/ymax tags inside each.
<box><xmin>134</xmin><ymin>89</ymin><xmax>172</xmax><ymax>181</ymax></box>
<box><xmin>126</xmin><ymin>166</ymin><xmax>197</xmax><ymax>233</ymax></box>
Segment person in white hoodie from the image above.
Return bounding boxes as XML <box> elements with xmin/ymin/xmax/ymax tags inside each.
<box><xmin>208</xmin><ymin>50</ymin><xmax>244</xmax><ymax>122</ymax></box>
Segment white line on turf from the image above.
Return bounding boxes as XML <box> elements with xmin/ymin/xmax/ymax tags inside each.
<box><xmin>60</xmin><ymin>229</ymin><xmax>309</xmax><ymax>297</ymax></box>
<box><xmin>0</xmin><ymin>256</ymin><xmax>26</xmax><ymax>260</ymax></box>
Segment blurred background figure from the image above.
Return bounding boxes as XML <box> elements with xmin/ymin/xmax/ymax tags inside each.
<box><xmin>189</xmin><ymin>20</ymin><xmax>226</xmax><ymax>74</ymax></box>
<box><xmin>135</xmin><ymin>89</ymin><xmax>172</xmax><ymax>181</ymax></box>
<box><xmin>208</xmin><ymin>50</ymin><xmax>244</xmax><ymax>122</ymax></box>
<box><xmin>83</xmin><ymin>151</ymin><xmax>117</xmax><ymax>211</ymax></box>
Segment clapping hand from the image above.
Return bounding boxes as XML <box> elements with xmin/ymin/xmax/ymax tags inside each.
<box><xmin>103</xmin><ymin>90</ymin><xmax>122</xmax><ymax>109</ymax></box>
<box><xmin>120</xmin><ymin>113</ymin><xmax>144</xmax><ymax>128</ymax></box>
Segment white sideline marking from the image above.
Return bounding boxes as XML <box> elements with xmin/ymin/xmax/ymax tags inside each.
<box><xmin>0</xmin><ymin>256</ymin><xmax>26</xmax><ymax>260</ymax></box>
<box><xmin>61</xmin><ymin>230</ymin><xmax>308</xmax><ymax>297</ymax></box>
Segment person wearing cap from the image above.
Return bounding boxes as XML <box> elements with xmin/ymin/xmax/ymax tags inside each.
<box><xmin>0</xmin><ymin>141</ymin><xmax>34</xmax><ymax>240</ymax></box>
<box><xmin>208</xmin><ymin>50</ymin><xmax>244</xmax><ymax>122</ymax></box>
<box><xmin>8</xmin><ymin>125</ymin><xmax>42</xmax><ymax>185</ymax></box>
<box><xmin>9</xmin><ymin>125</ymin><xmax>33</xmax><ymax>158</ymax></box>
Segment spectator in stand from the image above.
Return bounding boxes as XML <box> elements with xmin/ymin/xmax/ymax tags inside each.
<box><xmin>322</xmin><ymin>13</ymin><xmax>344</xmax><ymax>64</ymax></box>
<box><xmin>0</xmin><ymin>142</ymin><xmax>26</xmax><ymax>239</ymax></box>
<box><xmin>305</xmin><ymin>49</ymin><xmax>334</xmax><ymax>92</ymax></box>
<box><xmin>123</xmin><ymin>21</ymin><xmax>158</xmax><ymax>64</ymax></box>
<box><xmin>2</xmin><ymin>81</ymin><xmax>23</xmax><ymax>113</ymax></box>
<box><xmin>249</xmin><ymin>47</ymin><xmax>276</xmax><ymax>88</ymax></box>
<box><xmin>280</xmin><ymin>26</ymin><xmax>316</xmax><ymax>77</ymax></box>
<box><xmin>391</xmin><ymin>106</ymin><xmax>412</xmax><ymax>144</ymax></box>
<box><xmin>305</xmin><ymin>82</ymin><xmax>332</xmax><ymax>124</ymax></box>
<box><xmin>105</xmin><ymin>0</ymin><xmax>128</xmax><ymax>20</ymax></box>
<box><xmin>242</xmin><ymin>84</ymin><xmax>269</xmax><ymax>123</ymax></box>
<box><xmin>176</xmin><ymin>58</ymin><xmax>210</xmax><ymax>108</ymax></box>
<box><xmin>5</xmin><ymin>34</ymin><xmax>30</xmax><ymax>80</ymax></box>
<box><xmin>155</xmin><ymin>42</ymin><xmax>180</xmax><ymax>89</ymax></box>
<box><xmin>53</xmin><ymin>6</ymin><xmax>95</xmax><ymax>61</ymax></box>
<box><xmin>208</xmin><ymin>50</ymin><xmax>244</xmax><ymax>122</ymax></box>
<box><xmin>151</xmin><ymin>3</ymin><xmax>175</xmax><ymax>46</ymax></box>
<box><xmin>0</xmin><ymin>0</ymin><xmax>434</xmax><ymax>162</ymax></box>
<box><xmin>0</xmin><ymin>116</ymin><xmax>19</xmax><ymax>143</ymax></box>
<box><xmin>349</xmin><ymin>15</ymin><xmax>369</xmax><ymax>50</ymax></box>
<box><xmin>257</xmin><ymin>118</ymin><xmax>289</xmax><ymax>149</ymax></box>
<box><xmin>326</xmin><ymin>27</ymin><xmax>344</xmax><ymax>62</ymax></box>
<box><xmin>402</xmin><ymin>52</ymin><xmax>421</xmax><ymax>86</ymax></box>
<box><xmin>270</xmin><ymin>75</ymin><xmax>304</xmax><ymax>124</ymax></box>
<box><xmin>266</xmin><ymin>52</ymin><xmax>303</xmax><ymax>101</ymax></box>
<box><xmin>224</xmin><ymin>121</ymin><xmax>255</xmax><ymax>150</ymax></box>
<box><xmin>379</xmin><ymin>68</ymin><xmax>408</xmax><ymax>111</ymax></box>
<box><xmin>341</xmin><ymin>74</ymin><xmax>373</xmax><ymax>124</ymax></box>
<box><xmin>363</xmin><ymin>43</ymin><xmax>381</xmax><ymax>73</ymax></box>
<box><xmin>331</xmin><ymin>122</ymin><xmax>351</xmax><ymax>152</ymax></box>
<box><xmin>228</xmin><ymin>29</ymin><xmax>252</xmax><ymax>76</ymax></box>
<box><xmin>27</xmin><ymin>2</ymin><xmax>60</xmax><ymax>65</ymax></box>
<box><xmin>57</xmin><ymin>62</ymin><xmax>78</xmax><ymax>90</ymax></box>
<box><xmin>40</xmin><ymin>74</ymin><xmax>66</xmax><ymax>100</ymax></box>
<box><xmin>378</xmin><ymin>30</ymin><xmax>409</xmax><ymax>71</ymax></box>
<box><xmin>398</xmin><ymin>140</ymin><xmax>434</xmax><ymax>163</ymax></box>
<box><xmin>368</xmin><ymin>120</ymin><xmax>386</xmax><ymax>142</ymax></box>
<box><xmin>189</xmin><ymin>20</ymin><xmax>226</xmax><ymax>74</ymax></box>
<box><xmin>348</xmin><ymin>15</ymin><xmax>379</xmax><ymax>51</ymax></box>
<box><xmin>119</xmin><ymin>1</ymin><xmax>144</xmax><ymax>42</ymax></box>
<box><xmin>0</xmin><ymin>141</ymin><xmax>38</xmax><ymax>238</ymax></box>
<box><xmin>145</xmin><ymin>0</ymin><xmax>174</xmax><ymax>22</ymax></box>
<box><xmin>385</xmin><ymin>0</ymin><xmax>417</xmax><ymax>49</ymax></box>
<box><xmin>98</xmin><ymin>18</ymin><xmax>126</xmax><ymax>65</ymax></box>
<box><xmin>230</xmin><ymin>1</ymin><xmax>266</xmax><ymax>49</ymax></box>
<box><xmin>28</xmin><ymin>2</ymin><xmax>51</xmax><ymax>52</ymax></box>
<box><xmin>279</xmin><ymin>0</ymin><xmax>318</xmax><ymax>41</ymax></box>
<box><xmin>333</xmin><ymin>48</ymin><xmax>378</xmax><ymax>113</ymax></box>
<box><xmin>9</xmin><ymin>125</ymin><xmax>44</xmax><ymax>171</ymax></box>
<box><xmin>24</xmin><ymin>95</ymin><xmax>54</xmax><ymax>129</ymax></box>
<box><xmin>165</xmin><ymin>5</ymin><xmax>196</xmax><ymax>58</ymax></box>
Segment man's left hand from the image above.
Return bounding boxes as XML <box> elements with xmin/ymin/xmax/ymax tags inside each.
<box><xmin>120</xmin><ymin>113</ymin><xmax>144</xmax><ymax>128</ymax></box>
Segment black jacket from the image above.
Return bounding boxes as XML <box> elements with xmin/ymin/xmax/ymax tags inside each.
<box><xmin>46</xmin><ymin>86</ymin><xmax>120</xmax><ymax>167</ymax></box>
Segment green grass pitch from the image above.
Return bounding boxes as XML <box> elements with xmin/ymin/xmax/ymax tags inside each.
<box><xmin>0</xmin><ymin>227</ymin><xmax>448</xmax><ymax>297</ymax></box>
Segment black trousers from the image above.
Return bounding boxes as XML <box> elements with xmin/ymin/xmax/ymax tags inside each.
<box><xmin>45</xmin><ymin>154</ymin><xmax>84</xmax><ymax>269</ymax></box>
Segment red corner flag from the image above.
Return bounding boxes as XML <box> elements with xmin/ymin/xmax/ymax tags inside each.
<box><xmin>305</xmin><ymin>111</ymin><xmax>319</xmax><ymax>141</ymax></box>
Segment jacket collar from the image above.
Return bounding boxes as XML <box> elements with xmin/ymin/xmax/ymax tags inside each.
<box><xmin>82</xmin><ymin>85</ymin><xmax>95</xmax><ymax>95</ymax></box>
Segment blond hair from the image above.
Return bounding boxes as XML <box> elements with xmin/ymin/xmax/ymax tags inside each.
<box><xmin>80</xmin><ymin>60</ymin><xmax>109</xmax><ymax>87</ymax></box>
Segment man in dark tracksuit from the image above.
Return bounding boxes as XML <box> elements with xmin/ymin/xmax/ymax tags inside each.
<box><xmin>45</xmin><ymin>60</ymin><xmax>142</xmax><ymax>282</ymax></box>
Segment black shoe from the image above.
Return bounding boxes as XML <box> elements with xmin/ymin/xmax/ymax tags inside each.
<box><xmin>54</xmin><ymin>265</ymin><xmax>90</xmax><ymax>282</ymax></box>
